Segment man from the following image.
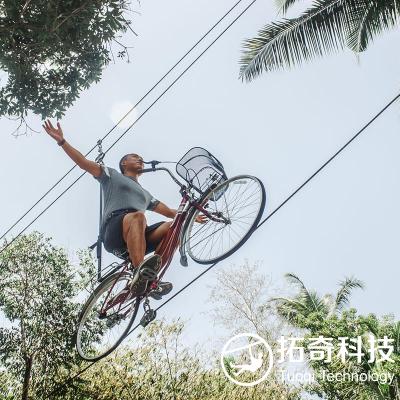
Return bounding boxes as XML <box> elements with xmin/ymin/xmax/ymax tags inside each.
<box><xmin>43</xmin><ymin>120</ymin><xmax>191</xmax><ymax>299</ymax></box>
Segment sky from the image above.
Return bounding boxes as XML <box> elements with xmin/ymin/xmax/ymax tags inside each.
<box><xmin>1</xmin><ymin>0</ymin><xmax>400</xmax><ymax>359</ymax></box>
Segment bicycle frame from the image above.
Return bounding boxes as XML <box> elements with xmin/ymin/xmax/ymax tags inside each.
<box><xmin>152</xmin><ymin>192</ymin><xmax>190</xmax><ymax>286</ymax></box>
<box><xmin>78</xmin><ymin>163</ymin><xmax>266</xmax><ymax>360</ymax></box>
<box><xmin>150</xmin><ymin>184</ymin><xmax>224</xmax><ymax>290</ymax></box>
<box><xmin>99</xmin><ymin>166</ymin><xmax>226</xmax><ymax>312</ymax></box>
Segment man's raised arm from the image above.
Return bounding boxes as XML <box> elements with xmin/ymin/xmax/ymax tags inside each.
<box><xmin>43</xmin><ymin>120</ymin><xmax>102</xmax><ymax>178</ymax></box>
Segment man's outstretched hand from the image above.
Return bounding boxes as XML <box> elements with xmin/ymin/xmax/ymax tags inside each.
<box><xmin>43</xmin><ymin>120</ymin><xmax>64</xmax><ymax>143</ymax></box>
<box><xmin>41</xmin><ymin>120</ymin><xmax>102</xmax><ymax>177</ymax></box>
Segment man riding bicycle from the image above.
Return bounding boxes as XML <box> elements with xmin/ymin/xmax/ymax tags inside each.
<box><xmin>43</xmin><ymin>120</ymin><xmax>204</xmax><ymax>299</ymax></box>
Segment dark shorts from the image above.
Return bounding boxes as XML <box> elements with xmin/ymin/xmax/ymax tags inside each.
<box><xmin>102</xmin><ymin>209</ymin><xmax>165</xmax><ymax>259</ymax></box>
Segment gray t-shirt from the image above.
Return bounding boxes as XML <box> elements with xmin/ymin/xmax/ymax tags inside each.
<box><xmin>95</xmin><ymin>166</ymin><xmax>160</xmax><ymax>227</ymax></box>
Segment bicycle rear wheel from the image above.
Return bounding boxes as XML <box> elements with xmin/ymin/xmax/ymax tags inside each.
<box><xmin>76</xmin><ymin>271</ymin><xmax>140</xmax><ymax>361</ymax></box>
<box><xmin>184</xmin><ymin>175</ymin><xmax>265</xmax><ymax>264</ymax></box>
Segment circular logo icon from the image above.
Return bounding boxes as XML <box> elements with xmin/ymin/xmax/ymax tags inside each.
<box><xmin>220</xmin><ymin>332</ymin><xmax>274</xmax><ymax>387</ymax></box>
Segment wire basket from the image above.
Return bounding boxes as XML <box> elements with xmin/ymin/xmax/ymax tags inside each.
<box><xmin>176</xmin><ymin>147</ymin><xmax>227</xmax><ymax>197</ymax></box>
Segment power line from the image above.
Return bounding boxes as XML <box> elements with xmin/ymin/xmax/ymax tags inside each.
<box><xmin>0</xmin><ymin>0</ymin><xmax>254</xmax><ymax>255</ymax></box>
<box><xmin>0</xmin><ymin>0</ymin><xmax>246</xmax><ymax>244</ymax></box>
<box><xmin>43</xmin><ymin>1</ymin><xmax>260</xmax><ymax>395</ymax></box>
<box><xmin>49</xmin><ymin>92</ymin><xmax>400</xmax><ymax>396</ymax></box>
<box><xmin>103</xmin><ymin>0</ymin><xmax>256</xmax><ymax>156</ymax></box>
<box><xmin>127</xmin><ymin>94</ymin><xmax>400</xmax><ymax>335</ymax></box>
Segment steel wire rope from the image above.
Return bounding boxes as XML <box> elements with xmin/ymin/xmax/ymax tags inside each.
<box><xmin>123</xmin><ymin>93</ymin><xmax>400</xmax><ymax>330</ymax></box>
<box><xmin>46</xmin><ymin>3</ymin><xmax>261</xmax><ymax>394</ymax></box>
<box><xmin>0</xmin><ymin>0</ymin><xmax>256</xmax><ymax>256</ymax></box>
<box><xmin>48</xmin><ymin>92</ymin><xmax>400</xmax><ymax>397</ymax></box>
<box><xmin>0</xmin><ymin>0</ymin><xmax>247</xmax><ymax>243</ymax></box>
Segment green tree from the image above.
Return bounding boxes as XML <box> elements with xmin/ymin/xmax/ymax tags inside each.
<box><xmin>240</xmin><ymin>0</ymin><xmax>400</xmax><ymax>81</ymax></box>
<box><xmin>207</xmin><ymin>261</ymin><xmax>303</xmax><ymax>397</ymax></box>
<box><xmin>208</xmin><ymin>260</ymin><xmax>285</xmax><ymax>340</ymax></box>
<box><xmin>301</xmin><ymin>311</ymin><xmax>400</xmax><ymax>400</ymax></box>
<box><xmin>59</xmin><ymin>318</ymin><xmax>302</xmax><ymax>400</ymax></box>
<box><xmin>0</xmin><ymin>0</ymin><xmax>134</xmax><ymax>132</ymax></box>
<box><xmin>0</xmin><ymin>232</ymin><xmax>95</xmax><ymax>399</ymax></box>
<box><xmin>0</xmin><ymin>367</ymin><xmax>15</xmax><ymax>400</ymax></box>
<box><xmin>273</xmin><ymin>274</ymin><xmax>399</xmax><ymax>399</ymax></box>
<box><xmin>272</xmin><ymin>273</ymin><xmax>364</xmax><ymax>324</ymax></box>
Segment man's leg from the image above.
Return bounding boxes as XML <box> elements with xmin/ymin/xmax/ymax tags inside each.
<box><xmin>122</xmin><ymin>212</ymin><xmax>146</xmax><ymax>268</ymax></box>
<box><xmin>145</xmin><ymin>221</ymin><xmax>173</xmax><ymax>300</ymax></box>
<box><xmin>145</xmin><ymin>221</ymin><xmax>172</xmax><ymax>253</ymax></box>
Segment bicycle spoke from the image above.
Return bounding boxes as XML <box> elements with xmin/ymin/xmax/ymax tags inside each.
<box><xmin>189</xmin><ymin>221</ymin><xmax>216</xmax><ymax>245</ymax></box>
<box><xmin>230</xmin><ymin>208</ymin><xmax>259</xmax><ymax>220</ymax></box>
<box><xmin>190</xmin><ymin>224</ymin><xmax>226</xmax><ymax>252</ymax></box>
<box><xmin>76</xmin><ymin>273</ymin><xmax>139</xmax><ymax>361</ymax></box>
<box><xmin>227</xmin><ymin>180</ymin><xmax>257</xmax><ymax>212</ymax></box>
<box><xmin>187</xmin><ymin>176</ymin><xmax>265</xmax><ymax>263</ymax></box>
<box><xmin>228</xmin><ymin>187</ymin><xmax>261</xmax><ymax>216</ymax></box>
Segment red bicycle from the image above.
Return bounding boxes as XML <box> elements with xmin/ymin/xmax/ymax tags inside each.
<box><xmin>76</xmin><ymin>147</ymin><xmax>266</xmax><ymax>361</ymax></box>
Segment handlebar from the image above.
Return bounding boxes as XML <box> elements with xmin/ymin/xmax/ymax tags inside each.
<box><xmin>140</xmin><ymin>168</ymin><xmax>157</xmax><ymax>173</ymax></box>
<box><xmin>140</xmin><ymin>165</ymin><xmax>184</xmax><ymax>189</ymax></box>
<box><xmin>143</xmin><ymin>160</ymin><xmax>161</xmax><ymax>169</ymax></box>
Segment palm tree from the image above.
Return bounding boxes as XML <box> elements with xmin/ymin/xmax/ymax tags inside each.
<box><xmin>271</xmin><ymin>273</ymin><xmax>364</xmax><ymax>324</ymax></box>
<box><xmin>240</xmin><ymin>0</ymin><xmax>400</xmax><ymax>81</ymax></box>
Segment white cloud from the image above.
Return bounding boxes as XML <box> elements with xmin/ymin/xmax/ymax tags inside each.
<box><xmin>109</xmin><ymin>101</ymin><xmax>139</xmax><ymax>129</ymax></box>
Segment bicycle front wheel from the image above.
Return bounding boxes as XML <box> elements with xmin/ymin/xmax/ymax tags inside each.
<box><xmin>76</xmin><ymin>271</ymin><xmax>140</xmax><ymax>361</ymax></box>
<box><xmin>185</xmin><ymin>175</ymin><xmax>266</xmax><ymax>264</ymax></box>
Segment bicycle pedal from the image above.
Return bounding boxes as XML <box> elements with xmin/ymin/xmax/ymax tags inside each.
<box><xmin>139</xmin><ymin>266</ymin><xmax>158</xmax><ymax>281</ymax></box>
<box><xmin>140</xmin><ymin>309</ymin><xmax>157</xmax><ymax>327</ymax></box>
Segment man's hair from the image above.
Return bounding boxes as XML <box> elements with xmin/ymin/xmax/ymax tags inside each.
<box><xmin>119</xmin><ymin>153</ymin><xmax>140</xmax><ymax>174</ymax></box>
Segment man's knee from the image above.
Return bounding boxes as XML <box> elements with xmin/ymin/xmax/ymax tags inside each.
<box><xmin>158</xmin><ymin>221</ymin><xmax>172</xmax><ymax>237</ymax></box>
<box><xmin>146</xmin><ymin>221</ymin><xmax>172</xmax><ymax>243</ymax></box>
<box><xmin>124</xmin><ymin>212</ymin><xmax>146</xmax><ymax>230</ymax></box>
<box><xmin>163</xmin><ymin>221</ymin><xmax>172</xmax><ymax>230</ymax></box>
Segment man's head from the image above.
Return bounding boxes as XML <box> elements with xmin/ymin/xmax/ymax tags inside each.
<box><xmin>119</xmin><ymin>153</ymin><xmax>144</xmax><ymax>175</ymax></box>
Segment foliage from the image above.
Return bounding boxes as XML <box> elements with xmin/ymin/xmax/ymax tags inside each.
<box><xmin>302</xmin><ymin>311</ymin><xmax>400</xmax><ymax>400</ymax></box>
<box><xmin>208</xmin><ymin>260</ymin><xmax>285</xmax><ymax>341</ymax></box>
<box><xmin>207</xmin><ymin>261</ymin><xmax>303</xmax><ymax>396</ymax></box>
<box><xmin>0</xmin><ymin>368</ymin><xmax>14</xmax><ymax>400</ymax></box>
<box><xmin>55</xmin><ymin>318</ymin><xmax>302</xmax><ymax>400</ymax></box>
<box><xmin>273</xmin><ymin>273</ymin><xmax>400</xmax><ymax>399</ymax></box>
<box><xmin>0</xmin><ymin>0</ymin><xmax>133</xmax><ymax>130</ymax></box>
<box><xmin>0</xmin><ymin>252</ymin><xmax>301</xmax><ymax>400</ymax></box>
<box><xmin>272</xmin><ymin>273</ymin><xmax>364</xmax><ymax>324</ymax></box>
<box><xmin>0</xmin><ymin>232</ymin><xmax>96</xmax><ymax>399</ymax></box>
<box><xmin>240</xmin><ymin>0</ymin><xmax>400</xmax><ymax>81</ymax></box>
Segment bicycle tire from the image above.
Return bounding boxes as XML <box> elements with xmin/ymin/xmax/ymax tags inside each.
<box><xmin>75</xmin><ymin>271</ymin><xmax>140</xmax><ymax>361</ymax></box>
<box><xmin>184</xmin><ymin>175</ymin><xmax>266</xmax><ymax>264</ymax></box>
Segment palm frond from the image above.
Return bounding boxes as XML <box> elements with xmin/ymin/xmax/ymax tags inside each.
<box><xmin>335</xmin><ymin>276</ymin><xmax>364</xmax><ymax>310</ymax></box>
<box><xmin>305</xmin><ymin>291</ymin><xmax>328</xmax><ymax>313</ymax></box>
<box><xmin>347</xmin><ymin>0</ymin><xmax>400</xmax><ymax>52</ymax></box>
<box><xmin>322</xmin><ymin>293</ymin><xmax>336</xmax><ymax>316</ymax></box>
<box><xmin>270</xmin><ymin>296</ymin><xmax>308</xmax><ymax>310</ymax></box>
<box><xmin>271</xmin><ymin>296</ymin><xmax>308</xmax><ymax>323</ymax></box>
<box><xmin>276</xmin><ymin>0</ymin><xmax>303</xmax><ymax>14</ymax></box>
<box><xmin>284</xmin><ymin>272</ymin><xmax>305</xmax><ymax>287</ymax></box>
<box><xmin>240</xmin><ymin>0</ymin><xmax>364</xmax><ymax>81</ymax></box>
<box><xmin>284</xmin><ymin>273</ymin><xmax>323</xmax><ymax>312</ymax></box>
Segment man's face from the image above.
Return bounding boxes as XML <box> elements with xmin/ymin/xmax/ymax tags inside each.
<box><xmin>124</xmin><ymin>154</ymin><xmax>144</xmax><ymax>173</ymax></box>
